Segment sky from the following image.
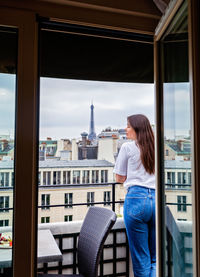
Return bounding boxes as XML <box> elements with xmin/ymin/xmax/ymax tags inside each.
<box><xmin>0</xmin><ymin>73</ymin><xmax>191</xmax><ymax>140</ymax></box>
<box><xmin>164</xmin><ymin>82</ymin><xmax>191</xmax><ymax>139</ymax></box>
<box><xmin>39</xmin><ymin>78</ymin><xmax>154</xmax><ymax>139</ymax></box>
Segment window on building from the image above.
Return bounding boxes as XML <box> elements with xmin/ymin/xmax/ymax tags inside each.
<box><xmin>182</xmin><ymin>172</ymin><xmax>186</xmax><ymax>184</ymax></box>
<box><xmin>53</xmin><ymin>171</ymin><xmax>61</xmax><ymax>185</ymax></box>
<box><xmin>177</xmin><ymin>172</ymin><xmax>187</xmax><ymax>187</ymax></box>
<box><xmin>177</xmin><ymin>218</ymin><xmax>187</xmax><ymax>221</ymax></box>
<box><xmin>43</xmin><ymin>171</ymin><xmax>51</xmax><ymax>185</ymax></box>
<box><xmin>167</xmin><ymin>172</ymin><xmax>175</xmax><ymax>185</ymax></box>
<box><xmin>64</xmin><ymin>215</ymin><xmax>73</xmax><ymax>222</ymax></box>
<box><xmin>87</xmin><ymin>192</ymin><xmax>95</xmax><ymax>206</ymax></box>
<box><xmin>0</xmin><ymin>219</ymin><xmax>9</xmax><ymax>227</ymax></box>
<box><xmin>167</xmin><ymin>172</ymin><xmax>171</xmax><ymax>184</ymax></box>
<box><xmin>41</xmin><ymin>216</ymin><xmax>50</xmax><ymax>223</ymax></box>
<box><xmin>101</xmin><ymin>170</ymin><xmax>108</xmax><ymax>183</ymax></box>
<box><xmin>65</xmin><ymin>193</ymin><xmax>73</xmax><ymax>208</ymax></box>
<box><xmin>104</xmin><ymin>191</ymin><xmax>111</xmax><ymax>206</ymax></box>
<box><xmin>0</xmin><ymin>196</ymin><xmax>9</xmax><ymax>213</ymax></box>
<box><xmin>82</xmin><ymin>170</ymin><xmax>90</xmax><ymax>184</ymax></box>
<box><xmin>188</xmin><ymin>172</ymin><xmax>192</xmax><ymax>184</ymax></box>
<box><xmin>73</xmin><ymin>170</ymin><xmax>80</xmax><ymax>184</ymax></box>
<box><xmin>92</xmin><ymin>170</ymin><xmax>99</xmax><ymax>183</ymax></box>
<box><xmin>63</xmin><ymin>171</ymin><xmax>71</xmax><ymax>184</ymax></box>
<box><xmin>0</xmin><ymin>172</ymin><xmax>9</xmax><ymax>187</ymax></box>
<box><xmin>178</xmin><ymin>172</ymin><xmax>182</xmax><ymax>184</ymax></box>
<box><xmin>166</xmin><ymin>149</ymin><xmax>169</xmax><ymax>156</ymax></box>
<box><xmin>38</xmin><ymin>172</ymin><xmax>41</xmax><ymax>186</ymax></box>
<box><xmin>41</xmin><ymin>194</ymin><xmax>50</xmax><ymax>210</ymax></box>
<box><xmin>11</xmin><ymin>172</ymin><xmax>14</xmax><ymax>187</ymax></box>
<box><xmin>177</xmin><ymin>195</ymin><xmax>187</xmax><ymax>212</ymax></box>
<box><xmin>172</xmin><ymin>172</ymin><xmax>175</xmax><ymax>184</ymax></box>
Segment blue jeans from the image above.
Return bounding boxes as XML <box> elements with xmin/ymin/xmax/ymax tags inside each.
<box><xmin>124</xmin><ymin>186</ymin><xmax>156</xmax><ymax>277</ymax></box>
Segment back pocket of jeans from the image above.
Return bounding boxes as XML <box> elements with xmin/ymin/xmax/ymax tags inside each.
<box><xmin>126</xmin><ymin>196</ymin><xmax>147</xmax><ymax>218</ymax></box>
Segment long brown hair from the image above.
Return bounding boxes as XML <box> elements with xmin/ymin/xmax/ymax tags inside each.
<box><xmin>128</xmin><ymin>114</ymin><xmax>155</xmax><ymax>174</ymax></box>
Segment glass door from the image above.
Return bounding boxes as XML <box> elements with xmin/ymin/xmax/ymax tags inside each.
<box><xmin>0</xmin><ymin>27</ymin><xmax>17</xmax><ymax>276</ymax></box>
<box><xmin>155</xmin><ymin>1</ymin><xmax>194</xmax><ymax>276</ymax></box>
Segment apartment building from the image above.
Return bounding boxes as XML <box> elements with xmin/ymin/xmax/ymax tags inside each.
<box><xmin>165</xmin><ymin>160</ymin><xmax>192</xmax><ymax>221</ymax></box>
<box><xmin>0</xmin><ymin>159</ymin><xmax>127</xmax><ymax>225</ymax></box>
<box><xmin>38</xmin><ymin>183</ymin><xmax>125</xmax><ymax>223</ymax></box>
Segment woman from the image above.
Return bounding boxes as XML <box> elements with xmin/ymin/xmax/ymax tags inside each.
<box><xmin>114</xmin><ymin>114</ymin><xmax>155</xmax><ymax>277</ymax></box>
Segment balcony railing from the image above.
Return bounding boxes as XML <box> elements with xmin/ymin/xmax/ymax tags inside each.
<box><xmin>38</xmin><ymin>182</ymin><xmax>123</xmax><ymax>212</ymax></box>
<box><xmin>0</xmin><ymin>182</ymin><xmax>193</xmax><ymax>276</ymax></box>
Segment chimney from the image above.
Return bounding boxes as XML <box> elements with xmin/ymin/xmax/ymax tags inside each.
<box><xmin>177</xmin><ymin>140</ymin><xmax>184</xmax><ymax>151</ymax></box>
<box><xmin>71</xmin><ymin>139</ymin><xmax>78</xmax><ymax>160</ymax></box>
<box><xmin>81</xmin><ymin>132</ymin><xmax>88</xmax><ymax>159</ymax></box>
<box><xmin>81</xmin><ymin>132</ymin><xmax>88</xmax><ymax>147</ymax></box>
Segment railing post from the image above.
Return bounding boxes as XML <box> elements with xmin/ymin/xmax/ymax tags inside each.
<box><xmin>112</xmin><ymin>183</ymin><xmax>115</xmax><ymax>212</ymax></box>
<box><xmin>167</xmin><ymin>229</ymin><xmax>172</xmax><ymax>277</ymax></box>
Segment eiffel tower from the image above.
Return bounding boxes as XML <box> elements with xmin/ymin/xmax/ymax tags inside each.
<box><xmin>88</xmin><ymin>102</ymin><xmax>96</xmax><ymax>141</ymax></box>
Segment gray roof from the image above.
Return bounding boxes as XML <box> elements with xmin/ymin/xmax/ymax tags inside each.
<box><xmin>39</xmin><ymin>159</ymin><xmax>114</xmax><ymax>168</ymax></box>
<box><xmin>167</xmin><ymin>143</ymin><xmax>191</xmax><ymax>154</ymax></box>
<box><xmin>165</xmin><ymin>160</ymin><xmax>191</xmax><ymax>169</ymax></box>
<box><xmin>0</xmin><ymin>159</ymin><xmax>114</xmax><ymax>169</ymax></box>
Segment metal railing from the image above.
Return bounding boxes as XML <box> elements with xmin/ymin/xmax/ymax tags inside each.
<box><xmin>0</xmin><ymin>181</ymin><xmax>194</xmax><ymax>276</ymax></box>
<box><xmin>37</xmin><ymin>182</ymin><xmax>123</xmax><ymax>212</ymax></box>
<box><xmin>0</xmin><ymin>182</ymin><xmax>193</xmax><ymax>212</ymax></box>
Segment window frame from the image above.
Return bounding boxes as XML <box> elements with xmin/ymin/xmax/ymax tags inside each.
<box><xmin>104</xmin><ymin>191</ymin><xmax>111</xmax><ymax>206</ymax></box>
<box><xmin>65</xmin><ymin>193</ymin><xmax>73</xmax><ymax>208</ymax></box>
<box><xmin>0</xmin><ymin>0</ymin><xmax>199</xmax><ymax>276</ymax></box>
<box><xmin>43</xmin><ymin>171</ymin><xmax>51</xmax><ymax>185</ymax></box>
<box><xmin>41</xmin><ymin>216</ymin><xmax>50</xmax><ymax>223</ymax></box>
<box><xmin>41</xmin><ymin>194</ymin><xmax>50</xmax><ymax>210</ymax></box>
<box><xmin>0</xmin><ymin>172</ymin><xmax>9</xmax><ymax>187</ymax></box>
<box><xmin>154</xmin><ymin>0</ymin><xmax>200</xmax><ymax>274</ymax></box>
<box><xmin>64</xmin><ymin>215</ymin><xmax>73</xmax><ymax>222</ymax></box>
<box><xmin>82</xmin><ymin>170</ymin><xmax>90</xmax><ymax>184</ymax></box>
<box><xmin>87</xmin><ymin>192</ymin><xmax>95</xmax><ymax>206</ymax></box>
<box><xmin>177</xmin><ymin>195</ymin><xmax>187</xmax><ymax>212</ymax></box>
<box><xmin>101</xmin><ymin>170</ymin><xmax>108</xmax><ymax>183</ymax></box>
<box><xmin>73</xmin><ymin>170</ymin><xmax>80</xmax><ymax>184</ymax></box>
<box><xmin>0</xmin><ymin>196</ymin><xmax>9</xmax><ymax>212</ymax></box>
<box><xmin>63</xmin><ymin>170</ymin><xmax>71</xmax><ymax>184</ymax></box>
<box><xmin>92</xmin><ymin>170</ymin><xmax>99</xmax><ymax>183</ymax></box>
<box><xmin>0</xmin><ymin>9</ymin><xmax>39</xmax><ymax>277</ymax></box>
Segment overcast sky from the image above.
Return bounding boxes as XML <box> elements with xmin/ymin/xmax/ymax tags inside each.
<box><xmin>39</xmin><ymin>78</ymin><xmax>154</xmax><ymax>139</ymax></box>
<box><xmin>0</xmin><ymin>73</ymin><xmax>191</xmax><ymax>140</ymax></box>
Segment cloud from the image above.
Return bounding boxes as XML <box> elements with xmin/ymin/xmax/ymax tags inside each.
<box><xmin>0</xmin><ymin>75</ymin><xmax>16</xmax><ymax>136</ymax></box>
<box><xmin>164</xmin><ymin>83</ymin><xmax>191</xmax><ymax>138</ymax></box>
<box><xmin>0</xmin><ymin>74</ymin><xmax>155</xmax><ymax>139</ymax></box>
<box><xmin>40</xmin><ymin>78</ymin><xmax>155</xmax><ymax>139</ymax></box>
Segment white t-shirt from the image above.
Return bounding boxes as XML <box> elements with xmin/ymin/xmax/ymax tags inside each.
<box><xmin>113</xmin><ymin>141</ymin><xmax>155</xmax><ymax>190</ymax></box>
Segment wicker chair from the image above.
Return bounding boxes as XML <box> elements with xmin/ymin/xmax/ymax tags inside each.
<box><xmin>38</xmin><ymin>206</ymin><xmax>117</xmax><ymax>277</ymax></box>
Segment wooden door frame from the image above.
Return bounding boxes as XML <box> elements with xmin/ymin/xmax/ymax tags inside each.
<box><xmin>0</xmin><ymin>7</ymin><xmax>39</xmax><ymax>277</ymax></box>
<box><xmin>154</xmin><ymin>0</ymin><xmax>200</xmax><ymax>276</ymax></box>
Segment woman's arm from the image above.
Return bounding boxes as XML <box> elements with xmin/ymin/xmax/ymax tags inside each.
<box><xmin>116</xmin><ymin>174</ymin><xmax>127</xmax><ymax>184</ymax></box>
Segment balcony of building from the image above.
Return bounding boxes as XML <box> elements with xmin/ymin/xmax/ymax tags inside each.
<box><xmin>0</xmin><ymin>181</ymin><xmax>193</xmax><ymax>276</ymax></box>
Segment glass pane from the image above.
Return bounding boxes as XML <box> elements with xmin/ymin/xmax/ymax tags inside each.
<box><xmin>37</xmin><ymin>25</ymin><xmax>154</xmax><ymax>275</ymax></box>
<box><xmin>0</xmin><ymin>27</ymin><xmax>17</xmax><ymax>275</ymax></box>
<box><xmin>161</xmin><ymin>1</ymin><xmax>193</xmax><ymax>275</ymax></box>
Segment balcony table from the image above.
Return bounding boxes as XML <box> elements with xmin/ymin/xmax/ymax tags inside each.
<box><xmin>0</xmin><ymin>229</ymin><xmax>62</xmax><ymax>269</ymax></box>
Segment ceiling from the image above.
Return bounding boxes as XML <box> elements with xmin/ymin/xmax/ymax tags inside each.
<box><xmin>0</xmin><ymin>0</ymin><xmax>170</xmax><ymax>34</ymax></box>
